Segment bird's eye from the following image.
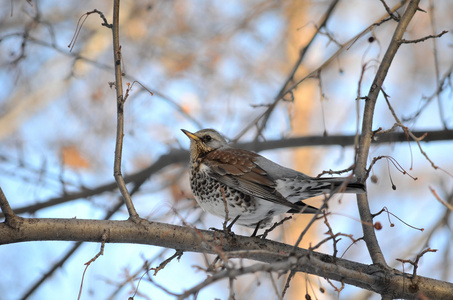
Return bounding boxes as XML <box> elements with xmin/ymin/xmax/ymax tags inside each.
<box><xmin>203</xmin><ymin>135</ymin><xmax>212</xmax><ymax>142</ymax></box>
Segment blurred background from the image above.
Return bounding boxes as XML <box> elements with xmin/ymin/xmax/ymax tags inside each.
<box><xmin>0</xmin><ymin>0</ymin><xmax>452</xmax><ymax>299</ymax></box>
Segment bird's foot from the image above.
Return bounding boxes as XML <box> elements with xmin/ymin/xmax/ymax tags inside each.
<box><xmin>209</xmin><ymin>226</ymin><xmax>236</xmax><ymax>240</ymax></box>
<box><xmin>250</xmin><ymin>221</ymin><xmax>263</xmax><ymax>238</ymax></box>
<box><xmin>209</xmin><ymin>215</ymin><xmax>240</xmax><ymax>239</ymax></box>
<box><xmin>128</xmin><ymin>215</ymin><xmax>151</xmax><ymax>229</ymax></box>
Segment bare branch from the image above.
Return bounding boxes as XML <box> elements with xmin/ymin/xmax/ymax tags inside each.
<box><xmin>0</xmin><ymin>187</ymin><xmax>15</xmax><ymax>221</ymax></box>
<box><xmin>77</xmin><ymin>231</ymin><xmax>108</xmax><ymax>300</ymax></box>
<box><xmin>400</xmin><ymin>30</ymin><xmax>448</xmax><ymax>44</ymax></box>
<box><xmin>381</xmin><ymin>88</ymin><xmax>452</xmax><ymax>176</ymax></box>
<box><xmin>111</xmin><ymin>0</ymin><xmax>138</xmax><ymax>219</ymax></box>
<box><xmin>1</xmin><ymin>218</ymin><xmax>452</xmax><ymax>299</ymax></box>
<box><xmin>429</xmin><ymin>187</ymin><xmax>453</xmax><ymax>211</ymax></box>
<box><xmin>428</xmin><ymin>0</ymin><xmax>448</xmax><ymax>129</ymax></box>
<box><xmin>354</xmin><ymin>0</ymin><xmax>421</xmax><ymax>267</ymax></box>
<box><xmin>379</xmin><ymin>0</ymin><xmax>401</xmax><ymax>21</ymax></box>
<box><xmin>396</xmin><ymin>248</ymin><xmax>438</xmax><ymax>285</ymax></box>
<box><xmin>150</xmin><ymin>250</ymin><xmax>183</xmax><ymax>276</ymax></box>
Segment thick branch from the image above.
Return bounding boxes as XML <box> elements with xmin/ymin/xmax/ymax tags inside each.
<box><xmin>1</xmin><ymin>218</ymin><xmax>452</xmax><ymax>299</ymax></box>
<box><xmin>354</xmin><ymin>0</ymin><xmax>420</xmax><ymax>267</ymax></box>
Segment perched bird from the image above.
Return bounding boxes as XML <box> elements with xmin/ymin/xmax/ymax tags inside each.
<box><xmin>182</xmin><ymin>128</ymin><xmax>365</xmax><ymax>229</ymax></box>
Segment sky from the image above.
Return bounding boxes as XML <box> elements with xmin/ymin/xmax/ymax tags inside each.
<box><xmin>1</xmin><ymin>0</ymin><xmax>452</xmax><ymax>299</ymax></box>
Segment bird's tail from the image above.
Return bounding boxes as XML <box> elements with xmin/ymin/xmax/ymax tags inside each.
<box><xmin>287</xmin><ymin>178</ymin><xmax>365</xmax><ymax>214</ymax></box>
<box><xmin>287</xmin><ymin>202</ymin><xmax>320</xmax><ymax>214</ymax></box>
<box><xmin>313</xmin><ymin>177</ymin><xmax>366</xmax><ymax>194</ymax></box>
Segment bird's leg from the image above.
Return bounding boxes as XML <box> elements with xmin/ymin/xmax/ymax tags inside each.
<box><xmin>226</xmin><ymin>214</ymin><xmax>240</xmax><ymax>231</ymax></box>
<box><xmin>257</xmin><ymin>216</ymin><xmax>293</xmax><ymax>239</ymax></box>
<box><xmin>210</xmin><ymin>214</ymin><xmax>240</xmax><ymax>237</ymax></box>
<box><xmin>250</xmin><ymin>221</ymin><xmax>262</xmax><ymax>237</ymax></box>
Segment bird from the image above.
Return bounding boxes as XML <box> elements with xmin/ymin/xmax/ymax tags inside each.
<box><xmin>181</xmin><ymin>128</ymin><xmax>366</xmax><ymax>229</ymax></box>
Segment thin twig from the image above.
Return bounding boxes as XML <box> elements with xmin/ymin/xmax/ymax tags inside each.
<box><xmin>268</xmin><ymin>272</ymin><xmax>284</xmax><ymax>300</ymax></box>
<box><xmin>150</xmin><ymin>250</ymin><xmax>183</xmax><ymax>276</ymax></box>
<box><xmin>429</xmin><ymin>187</ymin><xmax>453</xmax><ymax>211</ymax></box>
<box><xmin>77</xmin><ymin>230</ymin><xmax>108</xmax><ymax>300</ymax></box>
<box><xmin>400</xmin><ymin>30</ymin><xmax>448</xmax><ymax>44</ymax></box>
<box><xmin>372</xmin><ymin>207</ymin><xmax>424</xmax><ymax>231</ymax></box>
<box><xmin>282</xmin><ymin>270</ymin><xmax>296</xmax><ymax>298</ymax></box>
<box><xmin>260</xmin><ymin>216</ymin><xmax>292</xmax><ymax>239</ymax></box>
<box><xmin>429</xmin><ymin>0</ymin><xmax>446</xmax><ymax>129</ymax></box>
<box><xmin>111</xmin><ymin>0</ymin><xmax>138</xmax><ymax>219</ymax></box>
<box><xmin>396</xmin><ymin>248</ymin><xmax>437</xmax><ymax>283</ymax></box>
<box><xmin>379</xmin><ymin>0</ymin><xmax>400</xmax><ymax>21</ymax></box>
<box><xmin>220</xmin><ymin>187</ymin><xmax>230</xmax><ymax>232</ymax></box>
<box><xmin>381</xmin><ymin>87</ymin><xmax>452</xmax><ymax>177</ymax></box>
<box><xmin>291</xmin><ymin>176</ymin><xmax>357</xmax><ymax>251</ymax></box>
<box><xmin>0</xmin><ymin>187</ymin><xmax>16</xmax><ymax>221</ymax></box>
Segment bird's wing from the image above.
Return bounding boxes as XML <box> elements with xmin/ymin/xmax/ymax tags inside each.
<box><xmin>202</xmin><ymin>149</ymin><xmax>302</xmax><ymax>210</ymax></box>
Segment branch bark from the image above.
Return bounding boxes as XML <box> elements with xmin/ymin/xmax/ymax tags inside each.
<box><xmin>1</xmin><ymin>218</ymin><xmax>452</xmax><ymax>299</ymax></box>
<box><xmin>354</xmin><ymin>0</ymin><xmax>420</xmax><ymax>267</ymax></box>
<box><xmin>111</xmin><ymin>0</ymin><xmax>138</xmax><ymax>219</ymax></box>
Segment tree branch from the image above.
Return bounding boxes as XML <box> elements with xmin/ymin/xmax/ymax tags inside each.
<box><xmin>1</xmin><ymin>218</ymin><xmax>452</xmax><ymax>299</ymax></box>
<box><xmin>0</xmin><ymin>187</ymin><xmax>15</xmax><ymax>220</ymax></box>
<box><xmin>354</xmin><ymin>0</ymin><xmax>420</xmax><ymax>267</ymax></box>
<box><xmin>400</xmin><ymin>30</ymin><xmax>448</xmax><ymax>44</ymax></box>
<box><xmin>111</xmin><ymin>0</ymin><xmax>138</xmax><ymax>219</ymax></box>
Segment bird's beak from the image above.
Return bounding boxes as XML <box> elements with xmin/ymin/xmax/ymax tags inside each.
<box><xmin>181</xmin><ymin>129</ymin><xmax>200</xmax><ymax>142</ymax></box>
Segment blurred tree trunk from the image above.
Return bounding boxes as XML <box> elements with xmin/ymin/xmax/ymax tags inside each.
<box><xmin>283</xmin><ymin>1</ymin><xmax>322</xmax><ymax>299</ymax></box>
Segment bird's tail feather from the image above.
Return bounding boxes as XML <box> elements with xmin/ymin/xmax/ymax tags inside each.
<box><xmin>287</xmin><ymin>202</ymin><xmax>320</xmax><ymax>214</ymax></box>
<box><xmin>287</xmin><ymin>178</ymin><xmax>366</xmax><ymax>214</ymax></box>
<box><xmin>312</xmin><ymin>177</ymin><xmax>366</xmax><ymax>194</ymax></box>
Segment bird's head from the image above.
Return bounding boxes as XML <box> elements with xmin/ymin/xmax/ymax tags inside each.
<box><xmin>181</xmin><ymin>128</ymin><xmax>228</xmax><ymax>159</ymax></box>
